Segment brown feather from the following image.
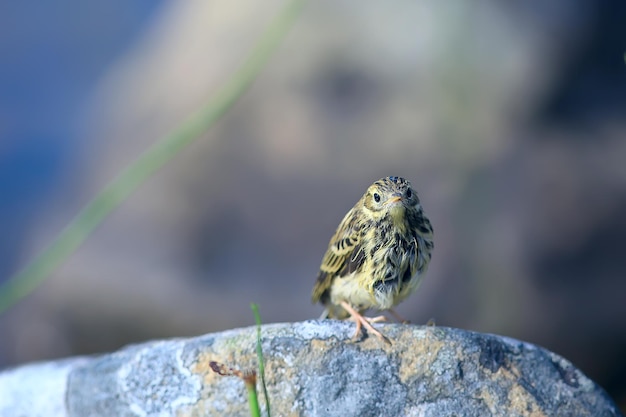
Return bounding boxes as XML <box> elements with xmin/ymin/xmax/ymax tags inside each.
<box><xmin>311</xmin><ymin>207</ymin><xmax>363</xmax><ymax>303</ymax></box>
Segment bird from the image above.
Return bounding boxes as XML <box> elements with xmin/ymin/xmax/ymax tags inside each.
<box><xmin>312</xmin><ymin>176</ymin><xmax>434</xmax><ymax>344</ymax></box>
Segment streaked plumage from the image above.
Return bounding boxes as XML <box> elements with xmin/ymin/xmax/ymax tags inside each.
<box><xmin>312</xmin><ymin>176</ymin><xmax>434</xmax><ymax>343</ymax></box>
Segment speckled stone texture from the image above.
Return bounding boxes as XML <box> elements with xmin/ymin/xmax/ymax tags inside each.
<box><xmin>0</xmin><ymin>322</ymin><xmax>622</xmax><ymax>417</ymax></box>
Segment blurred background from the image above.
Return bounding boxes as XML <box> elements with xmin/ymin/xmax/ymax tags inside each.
<box><xmin>1</xmin><ymin>0</ymin><xmax>625</xmax><ymax>410</ymax></box>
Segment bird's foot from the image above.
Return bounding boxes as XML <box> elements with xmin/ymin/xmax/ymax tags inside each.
<box><xmin>387</xmin><ymin>309</ymin><xmax>411</xmax><ymax>324</ymax></box>
<box><xmin>340</xmin><ymin>301</ymin><xmax>392</xmax><ymax>345</ymax></box>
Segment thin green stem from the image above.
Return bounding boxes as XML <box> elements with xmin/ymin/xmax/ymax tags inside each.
<box><xmin>251</xmin><ymin>303</ymin><xmax>271</xmax><ymax>416</ymax></box>
<box><xmin>244</xmin><ymin>378</ymin><xmax>262</xmax><ymax>417</ymax></box>
<box><xmin>0</xmin><ymin>0</ymin><xmax>304</xmax><ymax>315</ymax></box>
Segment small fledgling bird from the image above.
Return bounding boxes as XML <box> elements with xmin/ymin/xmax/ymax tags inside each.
<box><xmin>312</xmin><ymin>176</ymin><xmax>434</xmax><ymax>344</ymax></box>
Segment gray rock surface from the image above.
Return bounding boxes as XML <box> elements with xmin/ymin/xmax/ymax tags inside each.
<box><xmin>0</xmin><ymin>321</ymin><xmax>622</xmax><ymax>417</ymax></box>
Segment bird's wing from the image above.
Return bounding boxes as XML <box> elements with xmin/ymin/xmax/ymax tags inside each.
<box><xmin>311</xmin><ymin>207</ymin><xmax>364</xmax><ymax>303</ymax></box>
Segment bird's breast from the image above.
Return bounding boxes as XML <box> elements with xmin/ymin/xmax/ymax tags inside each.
<box><xmin>358</xmin><ymin>226</ymin><xmax>417</xmax><ymax>303</ymax></box>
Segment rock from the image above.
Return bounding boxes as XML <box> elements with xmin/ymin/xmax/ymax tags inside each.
<box><xmin>0</xmin><ymin>357</ymin><xmax>91</xmax><ymax>417</ymax></box>
<box><xmin>0</xmin><ymin>321</ymin><xmax>622</xmax><ymax>417</ymax></box>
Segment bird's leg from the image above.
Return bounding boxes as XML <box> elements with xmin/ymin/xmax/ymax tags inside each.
<box><xmin>387</xmin><ymin>309</ymin><xmax>410</xmax><ymax>324</ymax></box>
<box><xmin>340</xmin><ymin>301</ymin><xmax>391</xmax><ymax>345</ymax></box>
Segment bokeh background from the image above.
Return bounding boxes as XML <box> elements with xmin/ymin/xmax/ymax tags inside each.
<box><xmin>1</xmin><ymin>0</ymin><xmax>625</xmax><ymax>410</ymax></box>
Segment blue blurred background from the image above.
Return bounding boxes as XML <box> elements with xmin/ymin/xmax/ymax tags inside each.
<box><xmin>1</xmin><ymin>0</ymin><xmax>625</xmax><ymax>411</ymax></box>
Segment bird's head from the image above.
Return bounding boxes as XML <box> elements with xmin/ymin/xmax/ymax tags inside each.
<box><xmin>362</xmin><ymin>176</ymin><xmax>420</xmax><ymax>223</ymax></box>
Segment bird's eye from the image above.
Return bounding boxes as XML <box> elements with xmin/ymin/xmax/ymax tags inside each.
<box><xmin>373</xmin><ymin>193</ymin><xmax>381</xmax><ymax>203</ymax></box>
<box><xmin>406</xmin><ymin>188</ymin><xmax>412</xmax><ymax>198</ymax></box>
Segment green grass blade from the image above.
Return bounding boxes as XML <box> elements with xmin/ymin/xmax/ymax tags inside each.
<box><xmin>251</xmin><ymin>303</ymin><xmax>271</xmax><ymax>417</ymax></box>
<box><xmin>0</xmin><ymin>0</ymin><xmax>305</xmax><ymax>315</ymax></box>
<box><xmin>245</xmin><ymin>379</ymin><xmax>262</xmax><ymax>417</ymax></box>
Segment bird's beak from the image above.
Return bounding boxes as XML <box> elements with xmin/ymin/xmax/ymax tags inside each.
<box><xmin>386</xmin><ymin>194</ymin><xmax>402</xmax><ymax>204</ymax></box>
